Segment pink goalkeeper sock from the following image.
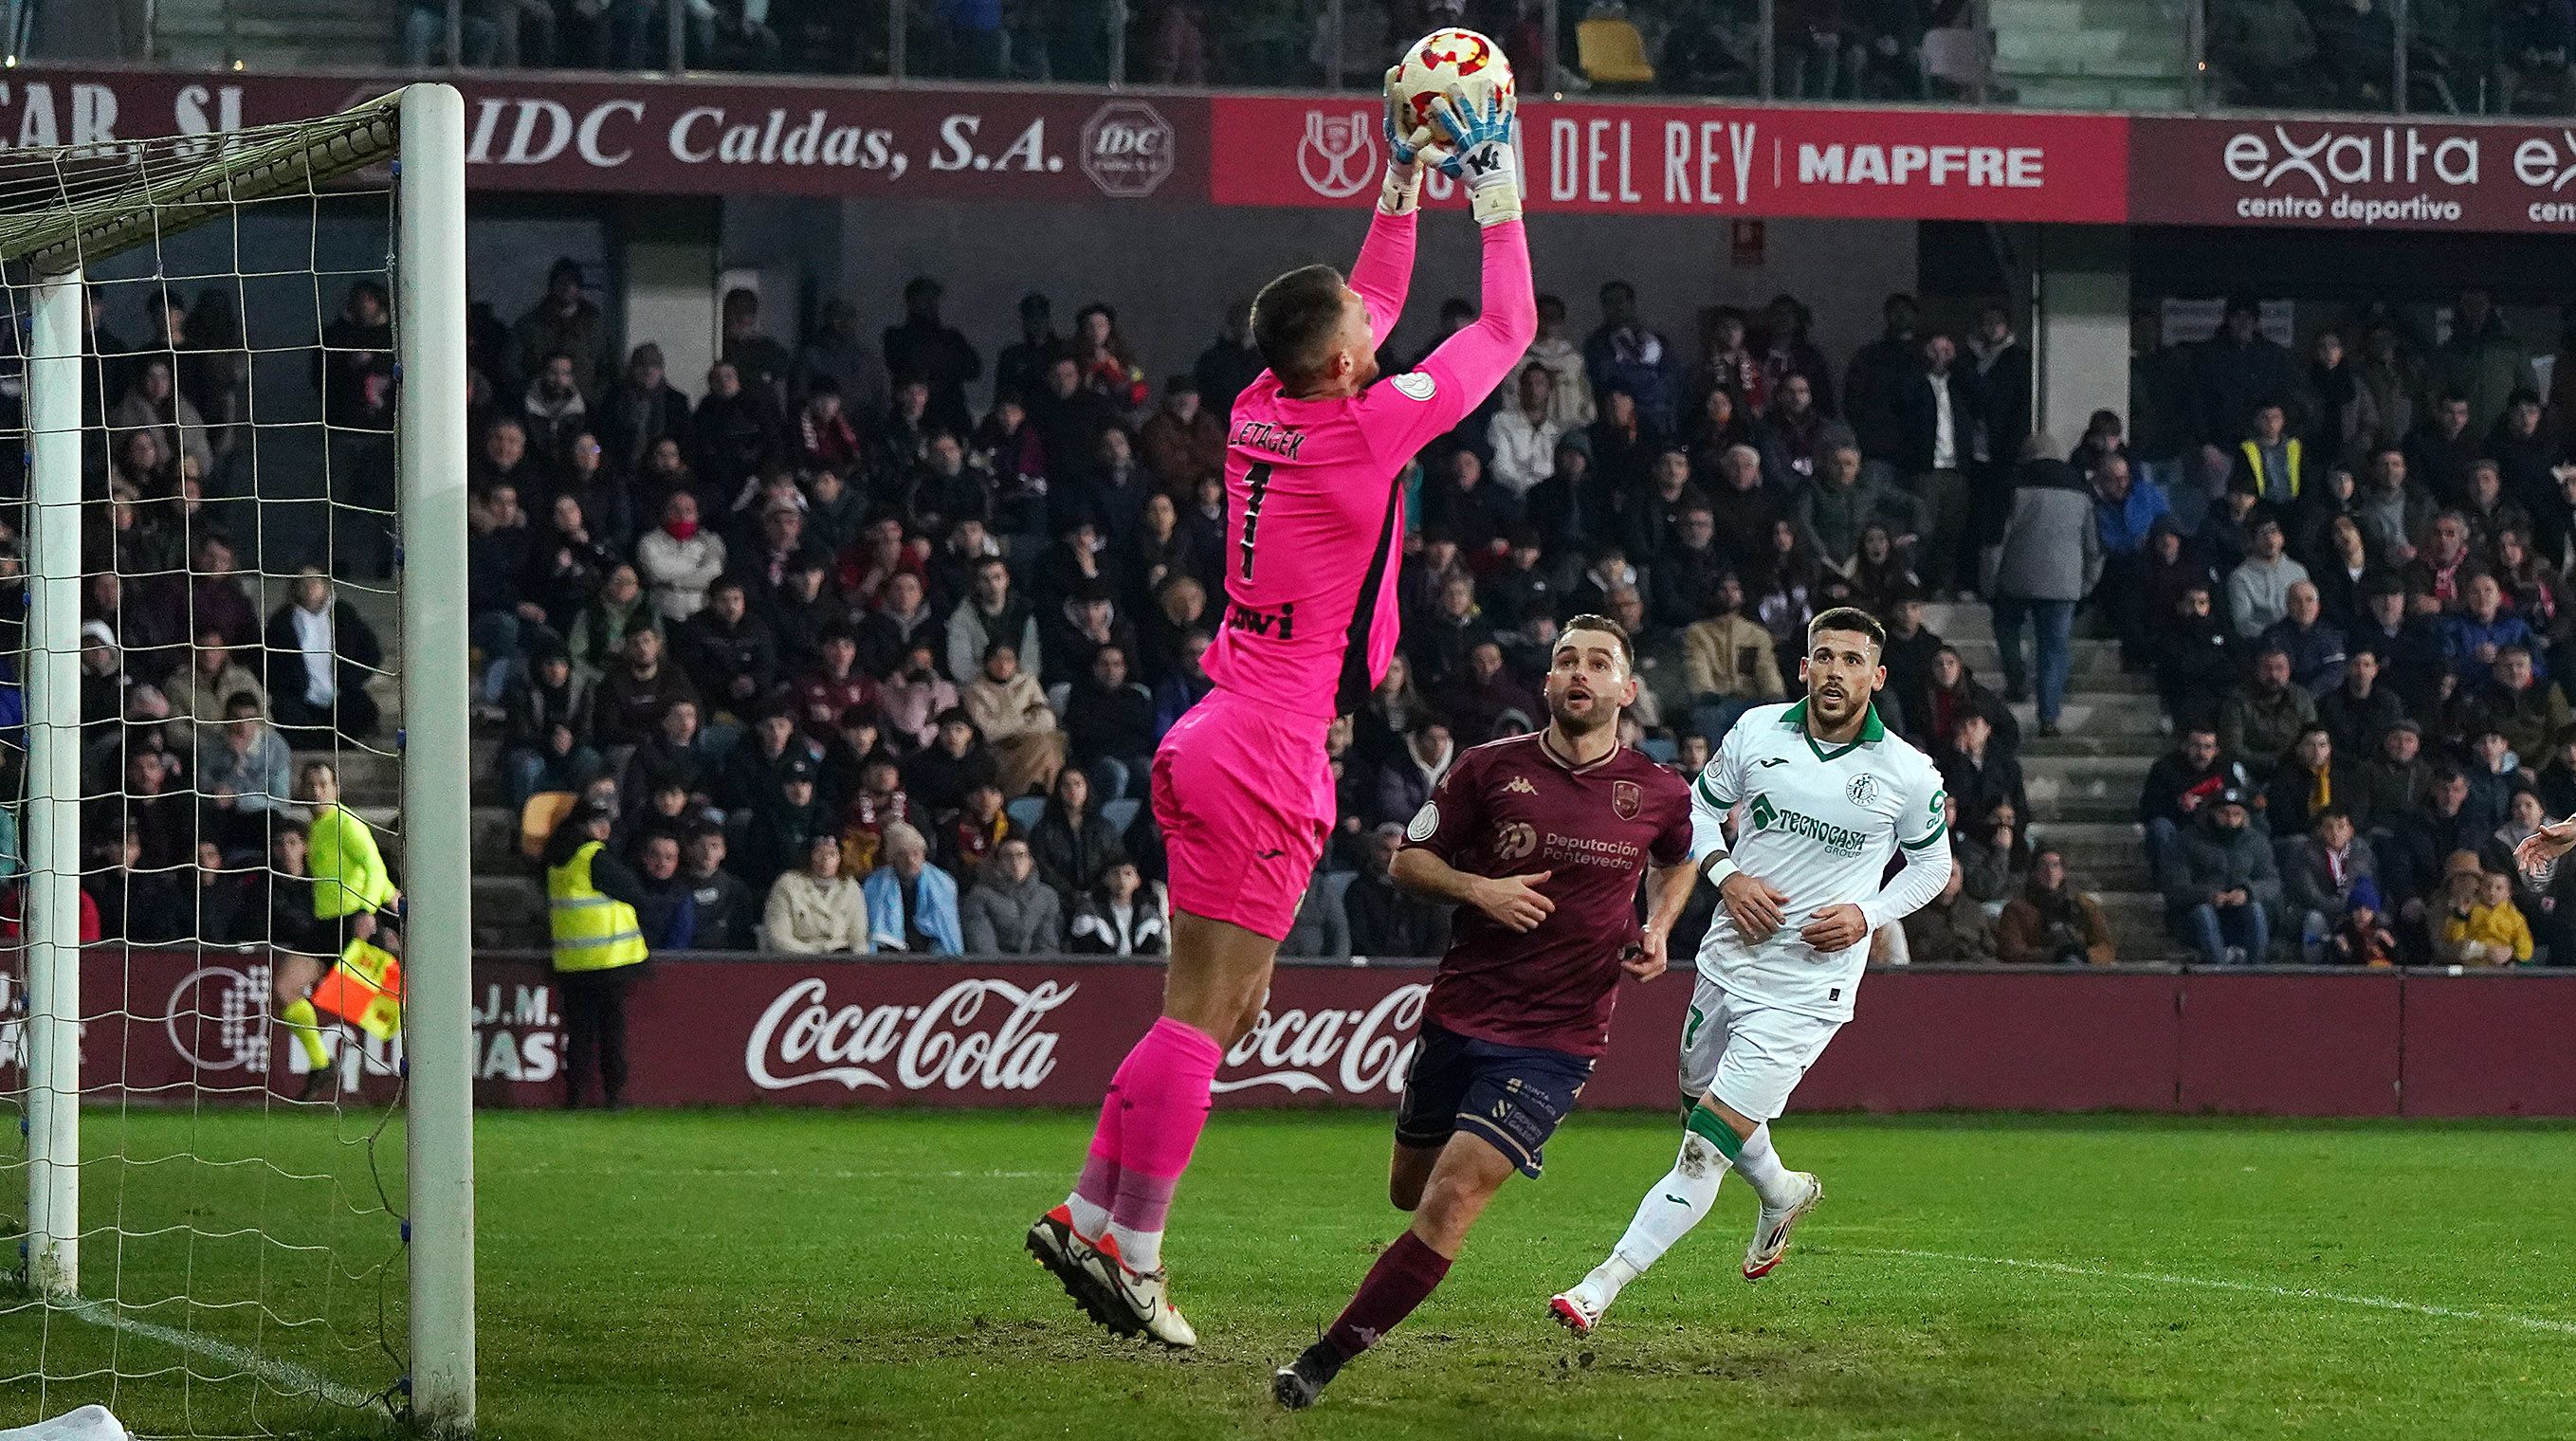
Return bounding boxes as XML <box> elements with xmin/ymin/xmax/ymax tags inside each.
<box><xmin>1106</xmin><ymin>1016</ymin><xmax>1222</xmax><ymax>1241</ymax></box>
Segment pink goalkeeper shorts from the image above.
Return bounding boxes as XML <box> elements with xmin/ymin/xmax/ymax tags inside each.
<box><xmin>1150</xmin><ymin>689</ymin><xmax>1334</xmax><ymax>942</ymax></box>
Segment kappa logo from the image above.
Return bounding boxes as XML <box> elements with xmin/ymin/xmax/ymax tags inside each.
<box><xmin>1504</xmin><ymin>775</ymin><xmax>1538</xmax><ymax>795</ymax></box>
<box><xmin>1296</xmin><ymin>108</ymin><xmax>1379</xmax><ymax>199</ymax></box>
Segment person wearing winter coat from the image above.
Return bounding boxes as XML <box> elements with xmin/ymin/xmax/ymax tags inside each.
<box><xmin>863</xmin><ymin>821</ymin><xmax>963</xmax><ymax>955</ymax></box>
<box><xmin>635</xmin><ymin>490</ymin><xmax>726</xmax><ymax>623</ymax></box>
<box><xmin>960</xmin><ymin>838</ymin><xmax>1064</xmax><ymax>955</ymax></box>
<box><xmin>1988</xmin><ymin>446</ymin><xmax>2104</xmax><ymax>735</ymax></box>
<box><xmin>2159</xmin><ymin>790</ymin><xmax>2282</xmax><ymax>965</ymax></box>
<box><xmin>763</xmin><ymin>830</ymin><xmax>869</xmax><ymax>955</ymax></box>
<box><xmin>1066</xmin><ymin>861</ymin><xmax>1167</xmax><ymax>957</ymax></box>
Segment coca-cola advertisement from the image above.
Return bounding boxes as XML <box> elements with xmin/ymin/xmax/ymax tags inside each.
<box><xmin>1209</xmin><ymin>94</ymin><xmax>2129</xmax><ymax>223</ymax></box>
<box><xmin>4</xmin><ymin>950</ymin><xmax>2573</xmax><ymax>1117</ymax></box>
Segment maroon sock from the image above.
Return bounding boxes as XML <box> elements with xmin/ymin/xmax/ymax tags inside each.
<box><xmin>1323</xmin><ymin>1231</ymin><xmax>1452</xmax><ymax>1361</ymax></box>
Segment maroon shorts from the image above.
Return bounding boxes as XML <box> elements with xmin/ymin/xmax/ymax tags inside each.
<box><xmin>1149</xmin><ymin>690</ymin><xmax>1334</xmax><ymax>942</ymax></box>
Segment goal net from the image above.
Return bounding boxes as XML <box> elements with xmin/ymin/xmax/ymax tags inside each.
<box><xmin>0</xmin><ymin>85</ymin><xmax>474</xmax><ymax>1437</ymax></box>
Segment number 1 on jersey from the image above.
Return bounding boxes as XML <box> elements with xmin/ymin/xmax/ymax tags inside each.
<box><xmin>1240</xmin><ymin>462</ymin><xmax>1272</xmax><ymax>582</ymax></box>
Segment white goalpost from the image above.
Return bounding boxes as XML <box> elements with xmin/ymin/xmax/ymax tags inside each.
<box><xmin>0</xmin><ymin>83</ymin><xmax>474</xmax><ymax>1436</ymax></box>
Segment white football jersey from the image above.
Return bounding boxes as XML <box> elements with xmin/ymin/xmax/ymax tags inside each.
<box><xmin>1691</xmin><ymin>700</ymin><xmax>1946</xmax><ymax>1021</ymax></box>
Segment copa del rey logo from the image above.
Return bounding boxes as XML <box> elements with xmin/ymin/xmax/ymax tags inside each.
<box><xmin>1215</xmin><ymin>983</ymin><xmax>1427</xmax><ymax>1097</ymax></box>
<box><xmin>746</xmin><ymin>976</ymin><xmax>1071</xmax><ymax>1092</ymax></box>
<box><xmin>1299</xmin><ymin>109</ymin><xmax>1380</xmax><ymax>199</ymax></box>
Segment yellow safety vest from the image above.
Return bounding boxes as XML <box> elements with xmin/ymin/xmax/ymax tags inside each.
<box><xmin>546</xmin><ymin>840</ymin><xmax>648</xmax><ymax>974</ymax></box>
<box><xmin>2238</xmin><ymin>437</ymin><xmax>2303</xmax><ymax>500</ymax></box>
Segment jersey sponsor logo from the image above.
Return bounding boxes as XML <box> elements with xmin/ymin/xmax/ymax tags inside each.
<box><xmin>1391</xmin><ymin>372</ymin><xmax>1437</xmax><ymax>401</ymax></box>
<box><xmin>1846</xmin><ymin>774</ymin><xmax>1878</xmax><ymax>806</ymax></box>
<box><xmin>1745</xmin><ymin>792</ymin><xmax>1866</xmax><ymax>855</ymax></box>
<box><xmin>1613</xmin><ymin>779</ymin><xmax>1641</xmax><ymax>820</ymax></box>
<box><xmin>1406</xmin><ymin>801</ymin><xmax>1442</xmax><ymax>843</ymax></box>
<box><xmin>1504</xmin><ymin>775</ymin><xmax>1538</xmax><ymax>795</ymax></box>
<box><xmin>1494</xmin><ymin>821</ymin><xmax>1539</xmax><ymax>863</ymax></box>
<box><xmin>1232</xmin><ymin>419</ymin><xmax>1306</xmax><ymax>459</ymax></box>
<box><xmin>1544</xmin><ymin>831</ymin><xmax>1644</xmax><ymax>868</ymax></box>
<box><xmin>1224</xmin><ymin>598</ymin><xmax>1297</xmax><ymax>640</ymax></box>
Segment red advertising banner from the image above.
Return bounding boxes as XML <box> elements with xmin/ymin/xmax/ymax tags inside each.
<box><xmin>0</xmin><ymin>69</ymin><xmax>1206</xmax><ymax>202</ymax></box>
<box><xmin>1209</xmin><ymin>95</ymin><xmax>2129</xmax><ymax>223</ymax></box>
<box><xmin>9</xmin><ymin>949</ymin><xmax>2576</xmax><ymax>1118</ymax></box>
<box><xmin>2126</xmin><ymin>116</ymin><xmax>2576</xmax><ymax>232</ymax></box>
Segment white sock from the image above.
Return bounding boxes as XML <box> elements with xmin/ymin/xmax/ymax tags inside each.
<box><xmin>1599</xmin><ymin>1127</ymin><xmax>1730</xmax><ymax>1292</ymax></box>
<box><xmin>1064</xmin><ymin>1192</ymin><xmax>1110</xmax><ymax>1240</ymax></box>
<box><xmin>1109</xmin><ymin>1223</ymin><xmax>1161</xmax><ymax>1272</ymax></box>
<box><xmin>1734</xmin><ymin>1122</ymin><xmax>1801</xmax><ymax>1210</ymax></box>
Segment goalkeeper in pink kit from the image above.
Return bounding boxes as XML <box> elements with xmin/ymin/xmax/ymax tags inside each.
<box><xmin>1027</xmin><ymin>78</ymin><xmax>1537</xmax><ymax>1347</ymax></box>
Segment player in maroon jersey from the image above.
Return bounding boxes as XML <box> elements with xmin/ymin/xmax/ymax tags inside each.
<box><xmin>1272</xmin><ymin>614</ymin><xmax>1699</xmax><ymax>1410</ymax></box>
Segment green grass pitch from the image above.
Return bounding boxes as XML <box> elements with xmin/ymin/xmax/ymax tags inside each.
<box><xmin>8</xmin><ymin>1107</ymin><xmax>2576</xmax><ymax>1439</ymax></box>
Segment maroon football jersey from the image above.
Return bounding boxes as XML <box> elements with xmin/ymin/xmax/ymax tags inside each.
<box><xmin>1401</xmin><ymin>732</ymin><xmax>1693</xmax><ymax>1058</ymax></box>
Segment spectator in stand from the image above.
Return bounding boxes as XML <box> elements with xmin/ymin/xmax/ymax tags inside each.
<box><xmin>902</xmin><ymin>708</ymin><xmax>998</xmax><ymax>823</ymax></box>
<box><xmin>1647</xmin><ymin>503</ymin><xmax>1726</xmax><ymax>632</ymax></box>
<box><xmin>2265</xmin><ymin>724</ymin><xmax>2365</xmax><ymax>845</ymax></box>
<box><xmin>165</xmin><ymin>628</ymin><xmax>267</xmax><ymax>756</ymax></box>
<box><xmin>1151</xmin><ymin>629</ymin><xmax>1214</xmax><ymax>739</ymax></box>
<box><xmin>2221</xmin><ymin>646</ymin><xmax>2317</xmax><ymax>776</ymax></box>
<box><xmin>1139</xmin><ymin>375</ymin><xmax>1224</xmax><ymax>496</ymax></box>
<box><xmin>1799</xmin><ymin>433</ymin><xmax>1920</xmax><ymax>574</ymax></box>
<box><xmin>2260</xmin><ymin>580</ymin><xmax>2348</xmax><ymax>698</ymax></box>
<box><xmin>1878</xmin><ymin>590</ymin><xmax>1943</xmax><ymax>731</ymax></box>
<box><xmin>793</xmin><ymin>383</ymin><xmax>863</xmax><ymax>476</ymax></box>
<box><xmin>528</xmin><ymin>493</ymin><xmax>617</xmax><ymax>638</ymax></box>
<box><xmin>765</xmin><ymin>830</ymin><xmax>868</xmax><ymax>954</ymax></box>
<box><xmin>1904</xmin><ymin>861</ymin><xmax>1995</xmax><ymax>963</ymax></box>
<box><xmin>941</xmin><ymin>781</ymin><xmax>1012</xmax><ymax>879</ymax></box>
<box><xmin>1702</xmin><ymin>443</ymin><xmax>1781</xmax><ymax>581</ymax></box>
<box><xmin>1071</xmin><ymin>303</ymin><xmax>1147</xmax><ymax>417</ymax></box>
<box><xmin>513</xmin><ymin>258</ymin><xmax>611</xmax><ymax>399</ymax></box>
<box><xmin>629</xmin><ymin>832</ymin><xmax>697</xmax><ymax>953</ymax></box>
<box><xmin>2227</xmin><ymin>517</ymin><xmax>2311</xmax><ymax>640</ymax></box>
<box><xmin>1064</xmin><ymin>855</ymin><xmax>1167</xmax><ymax>958</ymax></box>
<box><xmin>265</xmin><ymin>570</ymin><xmax>384</xmax><ymax>745</ymax></box>
<box><xmin>566</xmin><ymin>561</ymin><xmax>659</xmax><ymax>683</ymax></box>
<box><xmin>2092</xmin><ymin>453</ymin><xmax>2172</xmax><ymax>669</ymax></box>
<box><xmin>1437</xmin><ymin>641</ymin><xmax>1540</xmax><ymax>744</ymax></box>
<box><xmin>1989</xmin><ymin>446</ymin><xmax>2100</xmax><ymax>734</ymax></box>
<box><xmin>882</xmin><ymin>276</ymin><xmax>981</xmax><ymax>436</ymax></box>
<box><xmin>623</xmin><ymin>698</ymin><xmax>719</xmax><ymax>821</ymax></box>
<box><xmin>1761</xmin><ymin>373</ymin><xmax>1833</xmax><ymax>490</ymax></box>
<box><xmin>1843</xmin><ymin>292</ymin><xmax>1922</xmax><ymax>465</ymax></box>
<box><xmin>2140</xmin><ymin>724</ymin><xmax>2255</xmax><ymax>877</ymax></box>
<box><xmin>2441</xmin><ymin>864</ymin><xmax>2533</xmax><ymax>966</ymax></box>
<box><xmin>1280</xmin><ymin>856</ymin><xmax>1355</xmax><ymax>962</ymax></box>
<box><xmin>2435</xmin><ymin>288</ymin><xmax>2539</xmax><ymax>436</ymax></box>
<box><xmin>1374</xmin><ymin>717</ymin><xmax>1456</xmax><ymax>829</ymax></box>
<box><xmin>961</xmin><ymin>640</ymin><xmax>1066</xmax><ymax>798</ymax></box>
<box><xmin>2351</xmin><ymin>581</ymin><xmax>2452</xmax><ymax>718</ymax></box>
<box><xmin>467</xmin><ymin>482</ymin><xmax>545</xmax><ymax>700</ymax></box>
<box><xmin>797</xmin><ymin>298</ymin><xmax>890</xmax><ymax>428</ymax></box>
<box><xmin>1520</xmin><ymin>294</ymin><xmax>1597</xmax><ymax>433</ymax></box>
<box><xmin>1488</xmin><ymin>366</ymin><xmax>1563</xmax><ymax>500</ymax></box>
<box><xmin>1192</xmin><ymin>299</ymin><xmax>1261</xmax><ymax>414</ymax></box>
<box><xmin>1897</xmin><ymin>331</ymin><xmax>1981</xmax><ymax>596</ymax></box>
<box><xmin>858</xmin><ymin>572</ymin><xmax>942</xmax><ymax>684</ymax></box>
<box><xmin>962</xmin><ymin>836</ymin><xmax>1063</xmax><ymax>955</ymax></box>
<box><xmin>636</xmin><ymin>491</ymin><xmax>726</xmax><ymax>624</ymax></box>
<box><xmin>791</xmin><ymin>628</ymin><xmax>881</xmax><ymax>741</ymax></box>
<box><xmin>2408</xmin><ymin>394</ymin><xmax>2483</xmax><ymax>506</ymax></box>
<box><xmin>1919</xmin><ymin>645</ymin><xmax>2018</xmax><ymax>757</ymax></box>
<box><xmin>1996</xmin><ymin>848</ymin><xmax>2116</xmax><ymax>965</ymax></box>
<box><xmin>2470</xmin><ymin>645</ymin><xmax>2572</xmax><ymax>762</ymax></box>
<box><xmin>499</xmin><ymin>644</ymin><xmax>599</xmax><ymax>809</ymax></box>
<box><xmin>2404</xmin><ymin>510</ymin><xmax>2478</xmax><ymax>614</ymax></box>
<box><xmin>1028</xmin><ymin>765</ymin><xmax>1123</xmax><ymax>905</ymax></box>
<box><xmin>2229</xmin><ymin>400</ymin><xmax>2309</xmax><ymax>508</ymax></box>
<box><xmin>2285</xmin><ymin>807</ymin><xmax>2377</xmax><ymax>950</ymax></box>
<box><xmin>2160</xmin><ymin>788</ymin><xmax>2280</xmax><ymax>965</ymax></box>
<box><xmin>112</xmin><ymin>356</ymin><xmax>212</xmax><ymax>483</ymax></box>
<box><xmin>595</xmin><ymin>343</ymin><xmax>690</xmax><ymax>482</ymax></box>
<box><xmin>678</xmin><ymin>575</ymin><xmax>779</xmax><ymax>723</ymax></box>
<box><xmin>1063</xmin><ymin>647</ymin><xmax>1155</xmax><ymax>793</ymax></box>
<box><xmin>591</xmin><ymin>628</ymin><xmax>701</xmax><ymax>755</ymax></box>
<box><xmin>944</xmin><ymin>552</ymin><xmax>1041</xmax><ymax>685</ymax></box>
<box><xmin>691</xmin><ymin>362</ymin><xmax>781</xmax><ymax>505</ymax></box>
<box><xmin>196</xmin><ymin>694</ymin><xmax>295</xmax><ymax>852</ymax></box>
<box><xmin>864</xmin><ymin>820</ymin><xmax>962</xmax><ymax>955</ymax></box>
<box><xmin>995</xmin><ymin>293</ymin><xmax>1065</xmax><ymax>410</ymax></box>
<box><xmin>2319</xmin><ymin>648</ymin><xmax>2406</xmax><ymax>759</ymax></box>
<box><xmin>1940</xmin><ymin>711</ymin><xmax>2028</xmax><ymax>833</ymax></box>
<box><xmin>522</xmin><ymin>353</ymin><xmax>592</xmax><ymax>469</ymax></box>
<box><xmin>1343</xmin><ymin>821</ymin><xmax>1449</xmax><ymax>959</ymax></box>
<box><xmin>2447</xmin><ymin>572</ymin><xmax>2542</xmax><ymax>691</ymax></box>
<box><xmin>1583</xmin><ymin>281</ymin><xmax>1682</xmax><ymax>434</ymax></box>
<box><xmin>2195</xmin><ymin>295</ymin><xmax>2298</xmax><ymax>448</ymax></box>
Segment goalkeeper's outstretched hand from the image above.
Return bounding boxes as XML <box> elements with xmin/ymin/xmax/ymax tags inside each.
<box><xmin>1428</xmin><ymin>84</ymin><xmax>1522</xmax><ymax>226</ymax></box>
<box><xmin>1378</xmin><ymin>65</ymin><xmax>1425</xmax><ymax>215</ymax></box>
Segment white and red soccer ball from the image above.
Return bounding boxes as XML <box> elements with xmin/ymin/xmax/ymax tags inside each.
<box><xmin>1388</xmin><ymin>27</ymin><xmax>1516</xmax><ymax>149</ymax></box>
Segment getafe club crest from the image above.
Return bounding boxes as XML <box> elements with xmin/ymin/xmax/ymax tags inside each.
<box><xmin>1846</xmin><ymin>774</ymin><xmax>1878</xmax><ymax>806</ymax></box>
<box><xmin>1612</xmin><ymin>779</ymin><xmax>1641</xmax><ymax>820</ymax></box>
<box><xmin>1298</xmin><ymin>109</ymin><xmax>1379</xmax><ymax>200</ymax></box>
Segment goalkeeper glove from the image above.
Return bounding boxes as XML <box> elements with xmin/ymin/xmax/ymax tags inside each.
<box><xmin>1429</xmin><ymin>84</ymin><xmax>1522</xmax><ymax>227</ymax></box>
<box><xmin>1379</xmin><ymin>66</ymin><xmax>1425</xmax><ymax>215</ymax></box>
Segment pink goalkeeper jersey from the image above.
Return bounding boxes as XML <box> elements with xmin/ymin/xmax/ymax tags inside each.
<box><xmin>1202</xmin><ymin>210</ymin><xmax>1535</xmax><ymax>722</ymax></box>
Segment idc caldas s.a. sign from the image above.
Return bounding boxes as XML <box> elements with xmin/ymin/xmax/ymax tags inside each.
<box><xmin>2130</xmin><ymin>117</ymin><xmax>2576</xmax><ymax>230</ymax></box>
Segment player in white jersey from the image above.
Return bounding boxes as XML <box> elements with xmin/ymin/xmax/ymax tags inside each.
<box><xmin>1549</xmin><ymin>607</ymin><xmax>1952</xmax><ymax>1334</ymax></box>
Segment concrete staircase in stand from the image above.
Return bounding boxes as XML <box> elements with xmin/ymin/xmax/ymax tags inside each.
<box><xmin>1985</xmin><ymin>0</ymin><xmax>2194</xmax><ymax>112</ymax></box>
<box><xmin>1923</xmin><ymin>600</ymin><xmax>2176</xmax><ymax>960</ymax></box>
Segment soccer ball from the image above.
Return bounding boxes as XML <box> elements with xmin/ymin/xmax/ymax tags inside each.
<box><xmin>1389</xmin><ymin>28</ymin><xmax>1515</xmax><ymax>149</ymax></box>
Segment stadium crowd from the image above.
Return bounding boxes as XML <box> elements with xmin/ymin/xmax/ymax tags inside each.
<box><xmin>56</xmin><ymin>242</ymin><xmax>2576</xmax><ymax>971</ymax></box>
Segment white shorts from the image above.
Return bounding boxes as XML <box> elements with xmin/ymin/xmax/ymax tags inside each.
<box><xmin>1677</xmin><ymin>978</ymin><xmax>1844</xmax><ymax>1124</ymax></box>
